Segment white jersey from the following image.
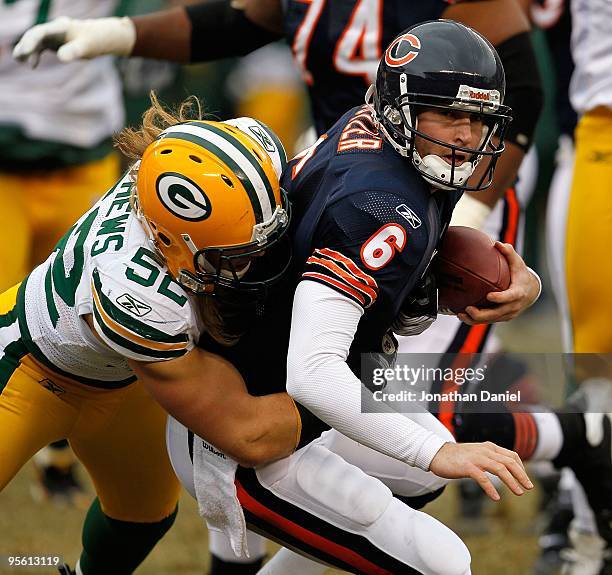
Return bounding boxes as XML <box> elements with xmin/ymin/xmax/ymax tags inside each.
<box><xmin>11</xmin><ymin>167</ymin><xmax>202</xmax><ymax>386</ymax></box>
<box><xmin>0</xmin><ymin>116</ymin><xmax>287</xmax><ymax>387</ymax></box>
<box><xmin>0</xmin><ymin>0</ymin><xmax>124</xmax><ymax>147</ymax></box>
<box><xmin>570</xmin><ymin>0</ymin><xmax>612</xmax><ymax>115</ymax></box>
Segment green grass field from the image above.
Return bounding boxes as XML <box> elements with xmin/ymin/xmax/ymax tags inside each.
<box><xmin>0</xmin><ymin>462</ymin><xmax>542</xmax><ymax>575</ymax></box>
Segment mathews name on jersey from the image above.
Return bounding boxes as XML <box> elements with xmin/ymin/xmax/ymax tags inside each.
<box><xmin>1</xmin><ymin>171</ymin><xmax>200</xmax><ymax>388</ymax></box>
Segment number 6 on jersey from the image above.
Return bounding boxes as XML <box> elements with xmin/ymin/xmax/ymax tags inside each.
<box><xmin>360</xmin><ymin>223</ymin><xmax>406</xmax><ymax>270</ymax></box>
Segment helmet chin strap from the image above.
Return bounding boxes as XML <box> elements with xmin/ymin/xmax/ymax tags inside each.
<box><xmin>368</xmin><ymin>83</ymin><xmax>481</xmax><ymax>190</ymax></box>
<box><xmin>412</xmin><ymin>150</ymin><xmax>475</xmax><ymax>191</ymax></box>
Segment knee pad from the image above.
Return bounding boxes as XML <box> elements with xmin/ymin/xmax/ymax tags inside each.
<box><xmin>410</xmin><ymin>509</ymin><xmax>471</xmax><ymax>575</ymax></box>
<box><xmin>296</xmin><ymin>444</ymin><xmax>392</xmax><ymax>527</ymax></box>
<box><xmin>372</xmin><ymin>499</ymin><xmax>471</xmax><ymax>575</ymax></box>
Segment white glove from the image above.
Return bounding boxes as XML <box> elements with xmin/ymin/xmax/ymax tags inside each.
<box><xmin>13</xmin><ymin>16</ymin><xmax>136</xmax><ymax>66</ymax></box>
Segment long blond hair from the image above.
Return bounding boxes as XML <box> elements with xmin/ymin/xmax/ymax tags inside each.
<box><xmin>114</xmin><ymin>92</ymin><xmax>206</xmax><ymax>160</ymax></box>
<box><xmin>116</xmin><ymin>93</ymin><xmax>243</xmax><ymax>346</ymax></box>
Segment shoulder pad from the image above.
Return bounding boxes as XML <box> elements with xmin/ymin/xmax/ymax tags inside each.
<box><xmin>90</xmin><ymin>257</ymin><xmax>197</xmax><ymax>362</ymax></box>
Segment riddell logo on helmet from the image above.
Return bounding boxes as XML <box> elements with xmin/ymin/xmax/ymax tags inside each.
<box><xmin>470</xmin><ymin>90</ymin><xmax>490</xmax><ymax>101</ymax></box>
<box><xmin>455</xmin><ymin>85</ymin><xmax>501</xmax><ymax>110</ymax></box>
<box><xmin>384</xmin><ymin>34</ymin><xmax>421</xmax><ymax>67</ymax></box>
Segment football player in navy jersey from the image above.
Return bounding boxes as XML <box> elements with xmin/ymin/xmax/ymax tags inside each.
<box><xmin>162</xmin><ymin>21</ymin><xmax>545</xmax><ymax>575</ymax></box>
<box><xmin>169</xmin><ymin>21</ymin><xmax>607</xmax><ymax>574</ymax></box>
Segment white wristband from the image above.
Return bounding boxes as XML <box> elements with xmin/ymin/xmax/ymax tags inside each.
<box><xmin>526</xmin><ymin>266</ymin><xmax>542</xmax><ymax>304</ymax></box>
<box><xmin>450</xmin><ymin>193</ymin><xmax>492</xmax><ymax>230</ymax></box>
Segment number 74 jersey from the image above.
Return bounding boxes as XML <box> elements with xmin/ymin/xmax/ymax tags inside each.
<box><xmin>284</xmin><ymin>0</ymin><xmax>455</xmax><ymax>135</ymax></box>
<box><xmin>11</xmin><ymin>168</ymin><xmax>202</xmax><ymax>388</ymax></box>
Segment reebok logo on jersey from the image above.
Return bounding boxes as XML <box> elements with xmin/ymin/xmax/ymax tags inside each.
<box><xmin>248</xmin><ymin>125</ymin><xmax>276</xmax><ymax>153</ymax></box>
<box><xmin>395</xmin><ymin>204</ymin><xmax>421</xmax><ymax>228</ymax></box>
<box><xmin>116</xmin><ymin>293</ymin><xmax>152</xmax><ymax>317</ymax></box>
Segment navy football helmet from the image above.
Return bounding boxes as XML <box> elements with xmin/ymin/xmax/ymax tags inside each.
<box><xmin>367</xmin><ymin>20</ymin><xmax>512</xmax><ymax>191</ymax></box>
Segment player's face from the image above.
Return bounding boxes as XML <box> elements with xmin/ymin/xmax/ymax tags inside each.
<box><xmin>414</xmin><ymin>109</ymin><xmax>484</xmax><ymax>165</ymax></box>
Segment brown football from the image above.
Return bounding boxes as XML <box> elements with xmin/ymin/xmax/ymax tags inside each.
<box><xmin>433</xmin><ymin>226</ymin><xmax>511</xmax><ymax>314</ymax></box>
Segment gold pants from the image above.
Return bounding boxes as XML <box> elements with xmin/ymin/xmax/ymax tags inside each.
<box><xmin>0</xmin><ymin>153</ymin><xmax>120</xmax><ymax>292</ymax></box>
<box><xmin>0</xmin><ymin>284</ymin><xmax>180</xmax><ymax>522</ymax></box>
<box><xmin>566</xmin><ymin>107</ymin><xmax>612</xmax><ymax>354</ymax></box>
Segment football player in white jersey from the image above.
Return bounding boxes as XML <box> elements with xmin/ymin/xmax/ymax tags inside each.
<box><xmin>1</xmin><ymin>0</ymin><xmax>125</xmax><ymax>505</ymax></box>
<box><xmin>547</xmin><ymin>1</ymin><xmax>612</xmax><ymax>572</ymax></box>
<box><xmin>0</xmin><ymin>96</ymin><xmax>304</xmax><ymax>575</ymax></box>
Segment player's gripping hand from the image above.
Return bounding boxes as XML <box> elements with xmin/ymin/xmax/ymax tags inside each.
<box><xmin>429</xmin><ymin>441</ymin><xmax>534</xmax><ymax>501</ymax></box>
<box><xmin>13</xmin><ymin>16</ymin><xmax>136</xmax><ymax>67</ymax></box>
<box><xmin>457</xmin><ymin>242</ymin><xmax>541</xmax><ymax>325</ymax></box>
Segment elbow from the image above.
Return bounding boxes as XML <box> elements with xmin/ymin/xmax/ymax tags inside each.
<box><xmin>286</xmin><ymin>354</ymin><xmax>314</xmax><ymax>409</ymax></box>
<box><xmin>234</xmin><ymin>452</ymin><xmax>268</xmax><ymax>469</ymax></box>
<box><xmin>231</xmin><ymin>449</ymin><xmax>261</xmax><ymax>469</ymax></box>
<box><xmin>230</xmin><ymin>440</ymin><xmax>280</xmax><ymax>468</ymax></box>
<box><xmin>224</xmin><ymin>412</ymin><xmax>288</xmax><ymax>468</ymax></box>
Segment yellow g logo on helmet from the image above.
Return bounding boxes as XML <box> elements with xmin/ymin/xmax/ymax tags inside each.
<box><xmin>135</xmin><ymin>118</ymin><xmax>290</xmax><ymax>295</ymax></box>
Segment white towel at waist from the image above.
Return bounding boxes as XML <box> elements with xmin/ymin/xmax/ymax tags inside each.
<box><xmin>193</xmin><ymin>436</ymin><xmax>250</xmax><ymax>558</ymax></box>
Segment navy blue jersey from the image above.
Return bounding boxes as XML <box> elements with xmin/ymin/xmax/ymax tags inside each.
<box><xmin>199</xmin><ymin>107</ymin><xmax>459</xmax><ymax>441</ymax></box>
<box><xmin>285</xmin><ymin>105</ymin><xmax>460</xmax><ymax>356</ymax></box>
<box><xmin>283</xmin><ymin>0</ymin><xmax>455</xmax><ymax>134</ymax></box>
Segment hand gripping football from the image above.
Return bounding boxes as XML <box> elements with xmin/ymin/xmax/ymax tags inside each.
<box><xmin>433</xmin><ymin>226</ymin><xmax>511</xmax><ymax>314</ymax></box>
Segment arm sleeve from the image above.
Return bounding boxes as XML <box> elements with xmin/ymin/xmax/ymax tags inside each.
<box><xmin>286</xmin><ymin>280</ymin><xmax>448</xmax><ymax>471</ymax></box>
<box><xmin>185</xmin><ymin>1</ymin><xmax>282</xmax><ymax>62</ymax></box>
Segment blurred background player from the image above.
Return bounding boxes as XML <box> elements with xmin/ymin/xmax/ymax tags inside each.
<box><xmin>549</xmin><ymin>0</ymin><xmax>612</xmax><ymax>571</ymax></box>
<box><xmin>527</xmin><ymin>0</ymin><xmax>579</xmax><ymax>572</ymax></box>
<box><xmin>1</xmin><ymin>0</ymin><xmax>124</xmax><ymax>507</ymax></box>
<box><xmin>521</xmin><ymin>1</ymin><xmax>612</xmax><ymax>573</ymax></box>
